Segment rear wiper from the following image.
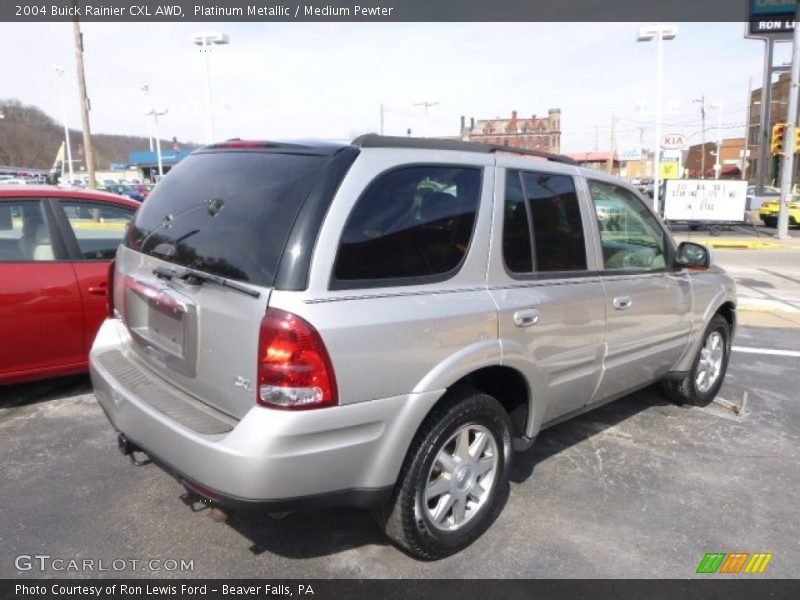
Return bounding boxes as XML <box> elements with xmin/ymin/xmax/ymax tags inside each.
<box><xmin>153</xmin><ymin>266</ymin><xmax>260</xmax><ymax>298</ymax></box>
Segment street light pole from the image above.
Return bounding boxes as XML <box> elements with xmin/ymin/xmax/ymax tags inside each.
<box><xmin>53</xmin><ymin>66</ymin><xmax>74</xmax><ymax>183</ymax></box>
<box><xmin>192</xmin><ymin>32</ymin><xmax>229</xmax><ymax>145</ymax></box>
<box><xmin>145</xmin><ymin>108</ymin><xmax>168</xmax><ymax>180</ymax></box>
<box><xmin>638</xmin><ymin>25</ymin><xmax>678</xmax><ymax>214</ymax></box>
<box><xmin>141</xmin><ymin>85</ymin><xmax>154</xmax><ymax>151</ymax></box>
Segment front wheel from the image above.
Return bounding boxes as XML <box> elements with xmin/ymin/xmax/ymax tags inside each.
<box><xmin>663</xmin><ymin>314</ymin><xmax>731</xmax><ymax>407</ymax></box>
<box><xmin>374</xmin><ymin>388</ymin><xmax>512</xmax><ymax>560</ymax></box>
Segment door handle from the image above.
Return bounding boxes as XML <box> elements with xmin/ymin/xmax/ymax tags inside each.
<box><xmin>88</xmin><ymin>284</ymin><xmax>108</xmax><ymax>296</ymax></box>
<box><xmin>513</xmin><ymin>309</ymin><xmax>540</xmax><ymax>327</ymax></box>
<box><xmin>613</xmin><ymin>295</ymin><xmax>632</xmax><ymax>310</ymax></box>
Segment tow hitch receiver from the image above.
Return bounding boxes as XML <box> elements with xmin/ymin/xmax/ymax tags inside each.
<box><xmin>117</xmin><ymin>433</ymin><xmax>151</xmax><ymax>466</ymax></box>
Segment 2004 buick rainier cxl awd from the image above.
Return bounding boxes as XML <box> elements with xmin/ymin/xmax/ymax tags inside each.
<box><xmin>90</xmin><ymin>135</ymin><xmax>736</xmax><ymax>559</ymax></box>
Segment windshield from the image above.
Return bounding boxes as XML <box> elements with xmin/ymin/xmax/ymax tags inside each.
<box><xmin>125</xmin><ymin>151</ymin><xmax>327</xmax><ymax>287</ymax></box>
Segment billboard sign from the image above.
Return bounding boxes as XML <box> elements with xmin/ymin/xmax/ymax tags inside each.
<box><xmin>664</xmin><ymin>179</ymin><xmax>748</xmax><ymax>222</ymax></box>
<box><xmin>747</xmin><ymin>0</ymin><xmax>796</xmax><ymax>37</ymax></box>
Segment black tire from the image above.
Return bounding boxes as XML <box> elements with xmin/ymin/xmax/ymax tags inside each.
<box><xmin>662</xmin><ymin>314</ymin><xmax>731</xmax><ymax>407</ymax></box>
<box><xmin>374</xmin><ymin>388</ymin><xmax>512</xmax><ymax>560</ymax></box>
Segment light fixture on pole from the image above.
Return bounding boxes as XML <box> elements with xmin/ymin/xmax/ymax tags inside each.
<box><xmin>192</xmin><ymin>31</ymin><xmax>229</xmax><ymax>144</ymax></box>
<box><xmin>637</xmin><ymin>24</ymin><xmax>678</xmax><ymax>214</ymax></box>
<box><xmin>145</xmin><ymin>108</ymin><xmax>168</xmax><ymax>180</ymax></box>
<box><xmin>53</xmin><ymin>66</ymin><xmax>74</xmax><ymax>184</ymax></box>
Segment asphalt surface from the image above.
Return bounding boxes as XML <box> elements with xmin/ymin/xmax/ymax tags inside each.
<box><xmin>1</xmin><ymin>250</ymin><xmax>799</xmax><ymax>579</ymax></box>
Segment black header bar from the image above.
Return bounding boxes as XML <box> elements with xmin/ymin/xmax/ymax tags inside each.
<box><xmin>1</xmin><ymin>0</ymin><xmax>766</xmax><ymax>23</ymax></box>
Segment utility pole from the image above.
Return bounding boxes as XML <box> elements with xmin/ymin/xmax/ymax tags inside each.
<box><xmin>712</xmin><ymin>102</ymin><xmax>723</xmax><ymax>180</ymax></box>
<box><xmin>414</xmin><ymin>101</ymin><xmax>439</xmax><ymax>138</ymax></box>
<box><xmin>73</xmin><ymin>19</ymin><xmax>96</xmax><ymax>189</ymax></box>
<box><xmin>777</xmin><ymin>3</ymin><xmax>800</xmax><ymax>240</ymax></box>
<box><xmin>694</xmin><ymin>95</ymin><xmax>707</xmax><ymax>179</ymax></box>
<box><xmin>594</xmin><ymin>125</ymin><xmax>599</xmax><ymax>152</ymax></box>
<box><xmin>380</xmin><ymin>103</ymin><xmax>384</xmax><ymax>135</ymax></box>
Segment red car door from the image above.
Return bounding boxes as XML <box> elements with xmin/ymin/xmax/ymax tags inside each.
<box><xmin>0</xmin><ymin>198</ymin><xmax>84</xmax><ymax>383</ymax></box>
<box><xmin>55</xmin><ymin>199</ymin><xmax>136</xmax><ymax>354</ymax></box>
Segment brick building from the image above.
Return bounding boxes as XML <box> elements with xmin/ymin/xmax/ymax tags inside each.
<box><xmin>685</xmin><ymin>138</ymin><xmax>746</xmax><ymax>179</ymax></box>
<box><xmin>460</xmin><ymin>109</ymin><xmax>561</xmax><ymax>153</ymax></box>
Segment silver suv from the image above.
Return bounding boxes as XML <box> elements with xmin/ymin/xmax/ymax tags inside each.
<box><xmin>90</xmin><ymin>135</ymin><xmax>736</xmax><ymax>559</ymax></box>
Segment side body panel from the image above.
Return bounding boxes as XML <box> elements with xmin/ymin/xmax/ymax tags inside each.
<box><xmin>0</xmin><ymin>262</ymin><xmax>85</xmax><ymax>382</ymax></box>
<box><xmin>578</xmin><ymin>172</ymin><xmax>693</xmax><ymax>402</ymax></box>
<box><xmin>487</xmin><ymin>162</ymin><xmax>607</xmax><ymax>431</ymax></box>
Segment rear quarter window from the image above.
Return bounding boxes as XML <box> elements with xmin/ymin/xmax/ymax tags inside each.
<box><xmin>332</xmin><ymin>165</ymin><xmax>482</xmax><ymax>288</ymax></box>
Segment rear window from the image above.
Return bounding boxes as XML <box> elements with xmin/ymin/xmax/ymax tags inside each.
<box><xmin>126</xmin><ymin>152</ymin><xmax>327</xmax><ymax>286</ymax></box>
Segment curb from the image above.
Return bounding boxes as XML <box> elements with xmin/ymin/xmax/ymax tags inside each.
<box><xmin>674</xmin><ymin>236</ymin><xmax>799</xmax><ymax>250</ymax></box>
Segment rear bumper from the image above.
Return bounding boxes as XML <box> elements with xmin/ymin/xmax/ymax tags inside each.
<box><xmin>90</xmin><ymin>318</ymin><xmax>442</xmax><ymax>507</ymax></box>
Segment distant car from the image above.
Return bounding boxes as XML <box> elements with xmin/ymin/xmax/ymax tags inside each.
<box><xmin>136</xmin><ymin>184</ymin><xmax>155</xmax><ymax>199</ymax></box>
<box><xmin>760</xmin><ymin>198</ymin><xmax>800</xmax><ymax>228</ymax></box>
<box><xmin>0</xmin><ymin>186</ymin><xmax>139</xmax><ymax>385</ymax></box>
<box><xmin>107</xmin><ymin>184</ymin><xmax>146</xmax><ymax>202</ymax></box>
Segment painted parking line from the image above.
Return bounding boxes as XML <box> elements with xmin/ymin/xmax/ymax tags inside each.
<box><xmin>732</xmin><ymin>346</ymin><xmax>800</xmax><ymax>358</ymax></box>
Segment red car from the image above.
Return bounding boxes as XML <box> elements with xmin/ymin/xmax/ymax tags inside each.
<box><xmin>0</xmin><ymin>186</ymin><xmax>139</xmax><ymax>385</ymax></box>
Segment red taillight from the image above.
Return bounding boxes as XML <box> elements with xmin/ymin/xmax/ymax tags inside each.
<box><xmin>257</xmin><ymin>308</ymin><xmax>338</xmax><ymax>410</ymax></box>
<box><xmin>106</xmin><ymin>259</ymin><xmax>116</xmax><ymax>318</ymax></box>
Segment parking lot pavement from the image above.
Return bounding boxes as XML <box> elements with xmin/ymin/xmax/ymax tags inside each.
<box><xmin>1</xmin><ymin>319</ymin><xmax>798</xmax><ymax>579</ymax></box>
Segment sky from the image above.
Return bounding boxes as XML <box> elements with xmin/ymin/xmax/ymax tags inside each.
<box><xmin>0</xmin><ymin>21</ymin><xmax>791</xmax><ymax>155</ymax></box>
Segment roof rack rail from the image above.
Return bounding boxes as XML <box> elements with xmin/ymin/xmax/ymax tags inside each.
<box><xmin>351</xmin><ymin>134</ymin><xmax>578</xmax><ymax>166</ymax></box>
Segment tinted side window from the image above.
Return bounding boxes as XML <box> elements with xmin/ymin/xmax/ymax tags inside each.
<box><xmin>334</xmin><ymin>166</ymin><xmax>481</xmax><ymax>285</ymax></box>
<box><xmin>588</xmin><ymin>181</ymin><xmax>667</xmax><ymax>271</ymax></box>
<box><xmin>522</xmin><ymin>171</ymin><xmax>587</xmax><ymax>272</ymax></box>
<box><xmin>0</xmin><ymin>200</ymin><xmax>57</xmax><ymax>262</ymax></box>
<box><xmin>502</xmin><ymin>171</ymin><xmax>533</xmax><ymax>273</ymax></box>
<box><xmin>60</xmin><ymin>201</ymin><xmax>135</xmax><ymax>260</ymax></box>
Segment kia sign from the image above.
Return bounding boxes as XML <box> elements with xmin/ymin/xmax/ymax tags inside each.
<box><xmin>660</xmin><ymin>133</ymin><xmax>686</xmax><ymax>150</ymax></box>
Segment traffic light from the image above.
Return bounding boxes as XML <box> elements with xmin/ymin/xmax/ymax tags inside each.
<box><xmin>771</xmin><ymin>123</ymin><xmax>788</xmax><ymax>155</ymax></box>
<box><xmin>794</xmin><ymin>127</ymin><xmax>800</xmax><ymax>154</ymax></box>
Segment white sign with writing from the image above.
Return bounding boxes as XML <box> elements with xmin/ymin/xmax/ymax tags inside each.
<box><xmin>664</xmin><ymin>179</ymin><xmax>748</xmax><ymax>222</ymax></box>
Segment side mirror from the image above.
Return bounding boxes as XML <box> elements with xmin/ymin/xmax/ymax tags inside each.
<box><xmin>676</xmin><ymin>241</ymin><xmax>711</xmax><ymax>270</ymax></box>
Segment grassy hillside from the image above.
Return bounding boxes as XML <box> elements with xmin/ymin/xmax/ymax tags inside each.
<box><xmin>0</xmin><ymin>99</ymin><xmax>191</xmax><ymax>170</ymax></box>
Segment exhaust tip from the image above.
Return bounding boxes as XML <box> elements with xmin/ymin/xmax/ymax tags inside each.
<box><xmin>117</xmin><ymin>433</ymin><xmax>132</xmax><ymax>456</ymax></box>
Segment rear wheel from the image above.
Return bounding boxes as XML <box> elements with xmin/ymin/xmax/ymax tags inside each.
<box><xmin>374</xmin><ymin>388</ymin><xmax>512</xmax><ymax>560</ymax></box>
<box><xmin>663</xmin><ymin>314</ymin><xmax>731</xmax><ymax>407</ymax></box>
